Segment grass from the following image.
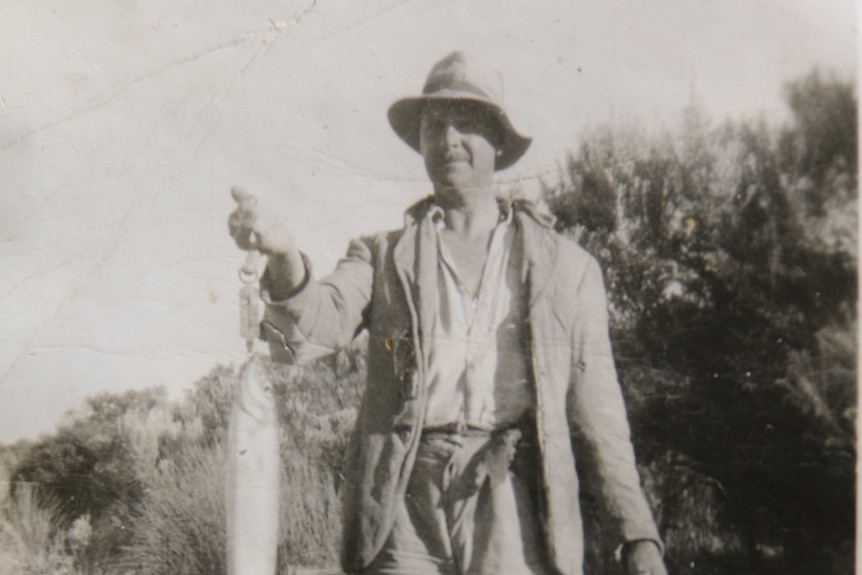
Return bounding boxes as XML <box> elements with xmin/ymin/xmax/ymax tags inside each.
<box><xmin>0</xmin><ymin>485</ymin><xmax>81</xmax><ymax>575</ymax></box>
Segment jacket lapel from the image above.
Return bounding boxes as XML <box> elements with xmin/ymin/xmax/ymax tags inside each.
<box><xmin>513</xmin><ymin>199</ymin><xmax>558</xmax><ymax>307</ymax></box>
<box><xmin>392</xmin><ymin>197</ymin><xmax>437</xmax><ymax>371</ymax></box>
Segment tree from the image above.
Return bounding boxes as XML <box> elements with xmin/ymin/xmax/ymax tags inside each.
<box><xmin>546</xmin><ymin>70</ymin><xmax>856</xmax><ymax>574</ymax></box>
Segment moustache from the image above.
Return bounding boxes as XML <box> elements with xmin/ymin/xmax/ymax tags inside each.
<box><xmin>439</xmin><ymin>152</ymin><xmax>470</xmax><ymax>163</ymax></box>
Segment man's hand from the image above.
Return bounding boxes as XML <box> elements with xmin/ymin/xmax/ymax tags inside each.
<box><xmin>228</xmin><ymin>186</ymin><xmax>298</xmax><ymax>256</ymax></box>
<box><xmin>228</xmin><ymin>186</ymin><xmax>306</xmax><ymax>296</ymax></box>
<box><xmin>625</xmin><ymin>540</ymin><xmax>667</xmax><ymax>575</ymax></box>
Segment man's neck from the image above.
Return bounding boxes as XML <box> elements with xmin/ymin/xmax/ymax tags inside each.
<box><xmin>433</xmin><ymin>183</ymin><xmax>501</xmax><ymax>239</ymax></box>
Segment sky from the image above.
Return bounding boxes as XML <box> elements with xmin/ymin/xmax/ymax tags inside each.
<box><xmin>0</xmin><ymin>0</ymin><xmax>856</xmax><ymax>443</ymax></box>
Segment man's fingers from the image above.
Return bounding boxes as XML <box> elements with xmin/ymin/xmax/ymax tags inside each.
<box><xmin>231</xmin><ymin>185</ymin><xmax>258</xmax><ymax>209</ymax></box>
<box><xmin>228</xmin><ymin>210</ymin><xmax>256</xmax><ymax>236</ymax></box>
<box><xmin>228</xmin><ymin>214</ymin><xmax>259</xmax><ymax>252</ymax></box>
<box><xmin>229</xmin><ymin>186</ymin><xmax>263</xmax><ymax>250</ymax></box>
<box><xmin>231</xmin><ymin>227</ymin><xmax>256</xmax><ymax>250</ymax></box>
<box><xmin>228</xmin><ymin>186</ymin><xmax>288</xmax><ymax>254</ymax></box>
<box><xmin>250</xmin><ymin>217</ymin><xmax>271</xmax><ymax>237</ymax></box>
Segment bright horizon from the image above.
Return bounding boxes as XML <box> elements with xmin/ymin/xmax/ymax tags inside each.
<box><xmin>0</xmin><ymin>0</ymin><xmax>856</xmax><ymax>443</ymax></box>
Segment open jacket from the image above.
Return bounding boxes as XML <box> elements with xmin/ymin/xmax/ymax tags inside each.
<box><xmin>260</xmin><ymin>197</ymin><xmax>662</xmax><ymax>575</ymax></box>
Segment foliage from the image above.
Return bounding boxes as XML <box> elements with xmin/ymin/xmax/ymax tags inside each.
<box><xmin>7</xmin><ymin>388</ymin><xmax>173</xmax><ymax>570</ymax></box>
<box><xmin>118</xmin><ymin>352</ymin><xmax>362</xmax><ymax>575</ymax></box>
<box><xmin>546</xmin><ymin>70</ymin><xmax>856</xmax><ymax>574</ymax></box>
<box><xmin>0</xmin><ymin>439</ymin><xmax>31</xmax><ymax>507</ymax></box>
<box><xmin>119</xmin><ymin>442</ymin><xmax>228</xmax><ymax>575</ymax></box>
<box><xmin>2</xmin><ymin>341</ymin><xmax>364</xmax><ymax>574</ymax></box>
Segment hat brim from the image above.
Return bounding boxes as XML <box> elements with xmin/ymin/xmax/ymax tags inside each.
<box><xmin>387</xmin><ymin>92</ymin><xmax>531</xmax><ymax>171</ymax></box>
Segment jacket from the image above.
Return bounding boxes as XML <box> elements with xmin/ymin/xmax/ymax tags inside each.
<box><xmin>260</xmin><ymin>197</ymin><xmax>662</xmax><ymax>574</ymax></box>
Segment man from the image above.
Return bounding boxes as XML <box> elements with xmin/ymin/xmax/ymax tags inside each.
<box><xmin>228</xmin><ymin>52</ymin><xmax>667</xmax><ymax>575</ymax></box>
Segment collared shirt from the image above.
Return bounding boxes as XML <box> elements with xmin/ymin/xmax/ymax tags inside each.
<box><xmin>422</xmin><ymin>203</ymin><xmax>533</xmax><ymax>430</ymax></box>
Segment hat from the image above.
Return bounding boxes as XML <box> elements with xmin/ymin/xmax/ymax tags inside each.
<box><xmin>388</xmin><ymin>51</ymin><xmax>531</xmax><ymax>171</ymax></box>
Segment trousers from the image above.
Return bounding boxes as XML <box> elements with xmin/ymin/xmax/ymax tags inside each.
<box><xmin>361</xmin><ymin>429</ymin><xmax>554</xmax><ymax>575</ymax></box>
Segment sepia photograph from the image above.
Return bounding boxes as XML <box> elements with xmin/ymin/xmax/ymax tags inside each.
<box><xmin>0</xmin><ymin>1</ymin><xmax>857</xmax><ymax>574</ymax></box>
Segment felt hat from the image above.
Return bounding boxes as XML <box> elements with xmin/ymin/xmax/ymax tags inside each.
<box><xmin>388</xmin><ymin>51</ymin><xmax>531</xmax><ymax>170</ymax></box>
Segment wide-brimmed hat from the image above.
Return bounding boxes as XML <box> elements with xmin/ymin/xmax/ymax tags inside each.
<box><xmin>388</xmin><ymin>51</ymin><xmax>531</xmax><ymax>171</ymax></box>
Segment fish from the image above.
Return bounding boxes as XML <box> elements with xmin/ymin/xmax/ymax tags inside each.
<box><xmin>226</xmin><ymin>354</ymin><xmax>281</xmax><ymax>575</ymax></box>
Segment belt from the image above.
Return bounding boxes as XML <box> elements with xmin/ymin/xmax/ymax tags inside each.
<box><xmin>395</xmin><ymin>417</ymin><xmax>539</xmax><ymax>496</ymax></box>
<box><xmin>393</xmin><ymin>414</ymin><xmax>536</xmax><ymax>435</ymax></box>
<box><xmin>420</xmin><ymin>421</ymin><xmax>496</xmax><ymax>437</ymax></box>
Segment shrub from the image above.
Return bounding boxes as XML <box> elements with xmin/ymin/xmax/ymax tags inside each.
<box><xmin>0</xmin><ymin>486</ymin><xmax>75</xmax><ymax>575</ymax></box>
<box><xmin>117</xmin><ymin>347</ymin><xmax>363</xmax><ymax>574</ymax></box>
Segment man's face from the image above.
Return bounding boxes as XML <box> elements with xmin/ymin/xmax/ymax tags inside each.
<box><xmin>419</xmin><ymin>102</ymin><xmax>501</xmax><ymax>190</ymax></box>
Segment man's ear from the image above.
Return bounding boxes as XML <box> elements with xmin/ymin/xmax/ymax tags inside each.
<box><xmin>490</xmin><ymin>116</ymin><xmax>506</xmax><ymax>155</ymax></box>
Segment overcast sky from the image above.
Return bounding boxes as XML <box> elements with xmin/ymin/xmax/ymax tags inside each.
<box><xmin>0</xmin><ymin>0</ymin><xmax>856</xmax><ymax>442</ymax></box>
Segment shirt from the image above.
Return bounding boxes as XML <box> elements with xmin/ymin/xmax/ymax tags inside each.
<box><xmin>422</xmin><ymin>204</ymin><xmax>533</xmax><ymax>430</ymax></box>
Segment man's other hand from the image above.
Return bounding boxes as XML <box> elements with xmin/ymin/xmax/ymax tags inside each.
<box><xmin>625</xmin><ymin>540</ymin><xmax>667</xmax><ymax>575</ymax></box>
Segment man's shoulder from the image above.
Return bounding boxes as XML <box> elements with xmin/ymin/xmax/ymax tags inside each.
<box><xmin>360</xmin><ymin>228</ymin><xmax>404</xmax><ymax>246</ymax></box>
<box><xmin>513</xmin><ymin>200</ymin><xmax>598</xmax><ymax>268</ymax></box>
<box><xmin>552</xmin><ymin>231</ymin><xmax>598</xmax><ymax>266</ymax></box>
<box><xmin>549</xmin><ymin>230</ymin><xmax>602</xmax><ymax>290</ymax></box>
<box><xmin>350</xmin><ymin>228</ymin><xmax>405</xmax><ymax>261</ymax></box>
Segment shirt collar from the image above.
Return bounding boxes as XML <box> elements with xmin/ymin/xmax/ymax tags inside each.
<box><xmin>403</xmin><ymin>194</ymin><xmax>556</xmax><ymax>231</ymax></box>
<box><xmin>427</xmin><ymin>196</ymin><xmax>514</xmax><ymax>230</ymax></box>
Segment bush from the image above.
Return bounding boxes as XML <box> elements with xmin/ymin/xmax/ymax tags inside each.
<box><xmin>119</xmin><ymin>442</ymin><xmax>227</xmax><ymax>575</ymax></box>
